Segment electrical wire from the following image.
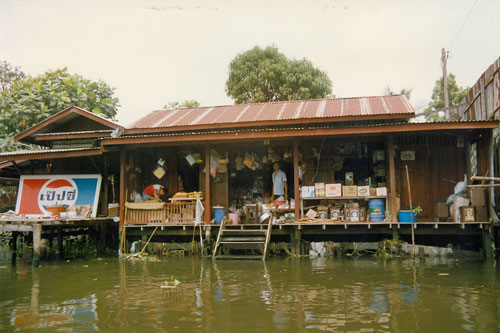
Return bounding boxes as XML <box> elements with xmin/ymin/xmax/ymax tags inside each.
<box><xmin>455</xmin><ymin>1</ymin><xmax>500</xmax><ymax>77</ymax></box>
<box><xmin>449</xmin><ymin>0</ymin><xmax>480</xmax><ymax>52</ymax></box>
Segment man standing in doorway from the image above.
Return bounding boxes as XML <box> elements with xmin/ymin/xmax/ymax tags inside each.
<box><xmin>271</xmin><ymin>162</ymin><xmax>288</xmax><ymax>201</ymax></box>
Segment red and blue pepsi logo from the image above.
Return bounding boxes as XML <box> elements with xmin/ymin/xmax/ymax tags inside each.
<box><xmin>38</xmin><ymin>178</ymin><xmax>78</xmax><ymax>213</ymax></box>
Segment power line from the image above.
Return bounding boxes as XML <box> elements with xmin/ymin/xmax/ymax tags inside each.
<box><xmin>455</xmin><ymin>0</ymin><xmax>500</xmax><ymax>76</ymax></box>
<box><xmin>449</xmin><ymin>0</ymin><xmax>480</xmax><ymax>52</ymax></box>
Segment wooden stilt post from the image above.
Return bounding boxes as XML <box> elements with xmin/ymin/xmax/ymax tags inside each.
<box><xmin>293</xmin><ymin>138</ymin><xmax>300</xmax><ymax>222</ymax></box>
<box><xmin>488</xmin><ymin>129</ymin><xmax>498</xmax><ymax>222</ymax></box>
<box><xmin>387</xmin><ymin>135</ymin><xmax>397</xmax><ymax>222</ymax></box>
<box><xmin>10</xmin><ymin>231</ymin><xmax>18</xmax><ymax>251</ymax></box>
<box><xmin>204</xmin><ymin>143</ymin><xmax>211</xmax><ymax>224</ymax></box>
<box><xmin>119</xmin><ymin>149</ymin><xmax>126</xmax><ymax>228</ymax></box>
<box><xmin>57</xmin><ymin>226</ymin><xmax>63</xmax><ymax>255</ymax></box>
<box><xmin>32</xmin><ymin>224</ymin><xmax>41</xmax><ymax>267</ymax></box>
<box><xmin>482</xmin><ymin>227</ymin><xmax>494</xmax><ymax>258</ymax></box>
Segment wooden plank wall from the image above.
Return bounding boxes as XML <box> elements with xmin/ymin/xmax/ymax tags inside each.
<box><xmin>395</xmin><ymin>133</ymin><xmax>466</xmax><ymax>219</ymax></box>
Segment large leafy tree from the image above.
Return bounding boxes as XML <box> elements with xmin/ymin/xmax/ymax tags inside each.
<box><xmin>0</xmin><ymin>64</ymin><xmax>119</xmax><ymax>150</ymax></box>
<box><xmin>424</xmin><ymin>73</ymin><xmax>468</xmax><ymax>121</ymax></box>
<box><xmin>163</xmin><ymin>100</ymin><xmax>200</xmax><ymax>109</ymax></box>
<box><xmin>0</xmin><ymin>61</ymin><xmax>25</xmax><ymax>92</ymax></box>
<box><xmin>225</xmin><ymin>46</ymin><xmax>332</xmax><ymax>104</ymax></box>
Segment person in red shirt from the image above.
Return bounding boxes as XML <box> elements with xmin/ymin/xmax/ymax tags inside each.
<box><xmin>143</xmin><ymin>184</ymin><xmax>165</xmax><ymax>200</ymax></box>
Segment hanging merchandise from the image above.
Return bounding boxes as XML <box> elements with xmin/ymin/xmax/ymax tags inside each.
<box><xmin>267</xmin><ymin>148</ymin><xmax>274</xmax><ymax>161</ymax></box>
<box><xmin>210</xmin><ymin>149</ymin><xmax>221</xmax><ymax>177</ymax></box>
<box><xmin>218</xmin><ymin>152</ymin><xmax>229</xmax><ymax>173</ymax></box>
<box><xmin>153</xmin><ymin>158</ymin><xmax>166</xmax><ymax>179</ymax></box>
<box><xmin>235</xmin><ymin>155</ymin><xmax>243</xmax><ymax>171</ymax></box>
<box><xmin>253</xmin><ymin>153</ymin><xmax>261</xmax><ymax>169</ymax></box>
<box><xmin>185</xmin><ymin>153</ymin><xmax>196</xmax><ymax>166</ymax></box>
<box><xmin>243</xmin><ymin>154</ymin><xmax>254</xmax><ymax>169</ymax></box>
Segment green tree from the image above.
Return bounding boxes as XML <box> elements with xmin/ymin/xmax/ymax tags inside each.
<box><xmin>383</xmin><ymin>86</ymin><xmax>412</xmax><ymax>100</ymax></box>
<box><xmin>225</xmin><ymin>45</ymin><xmax>332</xmax><ymax>104</ymax></box>
<box><xmin>0</xmin><ymin>65</ymin><xmax>119</xmax><ymax>150</ymax></box>
<box><xmin>163</xmin><ymin>100</ymin><xmax>200</xmax><ymax>109</ymax></box>
<box><xmin>424</xmin><ymin>73</ymin><xmax>468</xmax><ymax>121</ymax></box>
<box><xmin>0</xmin><ymin>61</ymin><xmax>26</xmax><ymax>92</ymax></box>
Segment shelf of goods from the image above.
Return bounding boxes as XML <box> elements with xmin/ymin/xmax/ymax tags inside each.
<box><xmin>299</xmin><ymin>195</ymin><xmax>389</xmax><ymax>219</ymax></box>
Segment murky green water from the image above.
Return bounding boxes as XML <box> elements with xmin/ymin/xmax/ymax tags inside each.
<box><xmin>0</xmin><ymin>254</ymin><xmax>499</xmax><ymax>332</ymax></box>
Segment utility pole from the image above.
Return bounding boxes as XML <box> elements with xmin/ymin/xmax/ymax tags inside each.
<box><xmin>441</xmin><ymin>48</ymin><xmax>450</xmax><ymax>119</ymax></box>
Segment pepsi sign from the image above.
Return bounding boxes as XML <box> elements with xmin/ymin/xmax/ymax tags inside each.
<box><xmin>16</xmin><ymin>175</ymin><xmax>102</xmax><ymax>217</ymax></box>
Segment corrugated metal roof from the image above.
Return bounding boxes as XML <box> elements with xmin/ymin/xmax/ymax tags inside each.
<box><xmin>130</xmin><ymin>95</ymin><xmax>414</xmax><ymax>130</ymax></box>
<box><xmin>0</xmin><ymin>147</ymin><xmax>100</xmax><ymax>157</ymax></box>
<box><xmin>103</xmin><ymin>119</ymin><xmax>496</xmax><ymax>143</ymax></box>
<box><xmin>34</xmin><ymin>130</ymin><xmax>113</xmax><ymax>137</ymax></box>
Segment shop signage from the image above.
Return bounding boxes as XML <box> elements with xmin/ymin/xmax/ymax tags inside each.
<box><xmin>401</xmin><ymin>150</ymin><xmax>415</xmax><ymax>161</ymax></box>
<box><xmin>15</xmin><ymin>175</ymin><xmax>102</xmax><ymax>217</ymax></box>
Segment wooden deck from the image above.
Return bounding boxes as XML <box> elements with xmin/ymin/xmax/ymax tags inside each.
<box><xmin>121</xmin><ymin>220</ymin><xmax>497</xmax><ymax>257</ymax></box>
<box><xmin>0</xmin><ymin>217</ymin><xmax>116</xmax><ymax>266</ymax></box>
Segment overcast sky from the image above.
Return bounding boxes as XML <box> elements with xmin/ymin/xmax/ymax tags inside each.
<box><xmin>1</xmin><ymin>0</ymin><xmax>500</xmax><ymax>126</ymax></box>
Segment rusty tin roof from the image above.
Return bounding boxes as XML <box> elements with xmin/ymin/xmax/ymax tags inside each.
<box><xmin>129</xmin><ymin>95</ymin><xmax>414</xmax><ymax>132</ymax></box>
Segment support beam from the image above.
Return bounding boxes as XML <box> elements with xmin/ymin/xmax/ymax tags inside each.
<box><xmin>293</xmin><ymin>138</ymin><xmax>300</xmax><ymax>222</ymax></box>
<box><xmin>489</xmin><ymin>129</ymin><xmax>498</xmax><ymax>222</ymax></box>
<box><xmin>204</xmin><ymin>143</ymin><xmax>211</xmax><ymax>224</ymax></box>
<box><xmin>482</xmin><ymin>228</ymin><xmax>494</xmax><ymax>258</ymax></box>
<box><xmin>32</xmin><ymin>224</ymin><xmax>41</xmax><ymax>267</ymax></box>
<box><xmin>119</xmin><ymin>149</ymin><xmax>126</xmax><ymax>228</ymax></box>
<box><xmin>387</xmin><ymin>135</ymin><xmax>397</xmax><ymax>222</ymax></box>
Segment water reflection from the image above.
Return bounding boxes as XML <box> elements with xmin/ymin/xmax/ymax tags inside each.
<box><xmin>0</xmin><ymin>256</ymin><xmax>499</xmax><ymax>331</ymax></box>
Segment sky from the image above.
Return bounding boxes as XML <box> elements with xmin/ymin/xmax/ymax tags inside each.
<box><xmin>1</xmin><ymin>0</ymin><xmax>500</xmax><ymax>126</ymax></box>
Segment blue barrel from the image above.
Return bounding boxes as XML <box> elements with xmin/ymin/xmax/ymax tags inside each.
<box><xmin>213</xmin><ymin>206</ymin><xmax>226</xmax><ymax>224</ymax></box>
<box><xmin>369</xmin><ymin>199</ymin><xmax>385</xmax><ymax>222</ymax></box>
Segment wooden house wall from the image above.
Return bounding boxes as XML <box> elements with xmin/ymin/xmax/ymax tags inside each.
<box><xmin>395</xmin><ymin>133</ymin><xmax>466</xmax><ymax>219</ymax></box>
<box><xmin>476</xmin><ymin>132</ymin><xmax>491</xmax><ymax>178</ymax></box>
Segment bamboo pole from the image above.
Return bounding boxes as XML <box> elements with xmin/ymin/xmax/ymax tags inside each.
<box><xmin>139</xmin><ymin>226</ymin><xmax>159</xmax><ymax>256</ymax></box>
<box><xmin>471</xmin><ymin>176</ymin><xmax>500</xmax><ymax>181</ymax></box>
<box><xmin>467</xmin><ymin>184</ymin><xmax>500</xmax><ymax>188</ymax></box>
<box><xmin>405</xmin><ymin>165</ymin><xmax>415</xmax><ymax>256</ymax></box>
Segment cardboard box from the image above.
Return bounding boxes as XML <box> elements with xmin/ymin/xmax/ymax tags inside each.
<box><xmin>306</xmin><ymin>209</ymin><xmax>318</xmax><ymax>219</ymax></box>
<box><xmin>343</xmin><ymin>185</ymin><xmax>358</xmax><ymax>197</ymax></box>
<box><xmin>357</xmin><ymin>185</ymin><xmax>370</xmax><ymax>197</ymax></box>
<box><xmin>359</xmin><ymin>207</ymin><xmax>366</xmax><ymax>222</ymax></box>
<box><xmin>317</xmin><ymin>205</ymin><xmax>328</xmax><ymax>219</ymax></box>
<box><xmin>433</xmin><ymin>201</ymin><xmax>448</xmax><ymax>218</ymax></box>
<box><xmin>350</xmin><ymin>208</ymin><xmax>360</xmax><ymax>222</ymax></box>
<box><xmin>470</xmin><ymin>188</ymin><xmax>486</xmax><ymax>206</ymax></box>
<box><xmin>330</xmin><ymin>207</ymin><xmax>342</xmax><ymax>220</ymax></box>
<box><xmin>475</xmin><ymin>206</ymin><xmax>488</xmax><ymax>222</ymax></box>
<box><xmin>325</xmin><ymin>183</ymin><xmax>342</xmax><ymax>197</ymax></box>
<box><xmin>460</xmin><ymin>206</ymin><xmax>475</xmax><ymax>222</ymax></box>
<box><xmin>301</xmin><ymin>186</ymin><xmax>315</xmax><ymax>198</ymax></box>
<box><xmin>376</xmin><ymin>187</ymin><xmax>387</xmax><ymax>196</ymax></box>
<box><xmin>453</xmin><ymin>196</ymin><xmax>470</xmax><ymax>222</ymax></box>
<box><xmin>369</xmin><ymin>188</ymin><xmax>377</xmax><ymax>196</ymax></box>
<box><xmin>315</xmin><ymin>183</ymin><xmax>325</xmax><ymax>197</ymax></box>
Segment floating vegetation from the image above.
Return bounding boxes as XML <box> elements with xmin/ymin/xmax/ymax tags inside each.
<box><xmin>161</xmin><ymin>276</ymin><xmax>181</xmax><ymax>289</ymax></box>
<box><xmin>124</xmin><ymin>252</ymin><xmax>160</xmax><ymax>262</ymax></box>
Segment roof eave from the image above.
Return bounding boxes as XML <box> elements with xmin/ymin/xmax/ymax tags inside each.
<box><xmin>103</xmin><ymin>120</ymin><xmax>498</xmax><ymax>147</ymax></box>
<box><xmin>0</xmin><ymin>148</ymin><xmax>102</xmax><ymax>163</ymax></box>
<box><xmin>14</xmin><ymin>106</ymin><xmax>120</xmax><ymax>143</ymax></box>
<box><xmin>125</xmin><ymin>113</ymin><xmax>414</xmax><ymax>135</ymax></box>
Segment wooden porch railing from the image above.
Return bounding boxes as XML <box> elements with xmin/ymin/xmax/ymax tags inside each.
<box><xmin>124</xmin><ymin>201</ymin><xmax>197</xmax><ymax>225</ymax></box>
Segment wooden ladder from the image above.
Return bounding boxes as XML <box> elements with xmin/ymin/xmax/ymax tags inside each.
<box><xmin>212</xmin><ymin>216</ymin><xmax>272</xmax><ymax>260</ymax></box>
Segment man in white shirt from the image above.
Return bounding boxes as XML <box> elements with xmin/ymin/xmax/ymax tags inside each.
<box><xmin>271</xmin><ymin>162</ymin><xmax>288</xmax><ymax>200</ymax></box>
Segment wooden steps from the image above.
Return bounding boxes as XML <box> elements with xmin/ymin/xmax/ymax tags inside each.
<box><xmin>212</xmin><ymin>217</ymin><xmax>272</xmax><ymax>260</ymax></box>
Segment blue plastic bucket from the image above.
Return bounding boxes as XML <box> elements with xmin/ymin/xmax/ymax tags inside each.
<box><xmin>369</xmin><ymin>199</ymin><xmax>385</xmax><ymax>222</ymax></box>
<box><xmin>397</xmin><ymin>210</ymin><xmax>418</xmax><ymax>223</ymax></box>
<box><xmin>213</xmin><ymin>206</ymin><xmax>226</xmax><ymax>224</ymax></box>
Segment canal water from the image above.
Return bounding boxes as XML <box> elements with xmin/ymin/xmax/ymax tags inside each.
<box><xmin>0</xmin><ymin>254</ymin><xmax>499</xmax><ymax>332</ymax></box>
